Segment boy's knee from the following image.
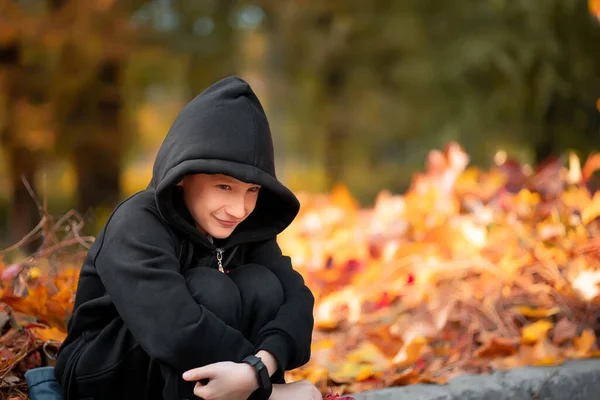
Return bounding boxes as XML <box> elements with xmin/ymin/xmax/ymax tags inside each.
<box><xmin>184</xmin><ymin>267</ymin><xmax>242</xmax><ymax>326</ymax></box>
<box><xmin>230</xmin><ymin>264</ymin><xmax>284</xmax><ymax>309</ymax></box>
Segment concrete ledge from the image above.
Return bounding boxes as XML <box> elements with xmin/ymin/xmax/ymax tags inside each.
<box><xmin>352</xmin><ymin>359</ymin><xmax>600</xmax><ymax>400</ymax></box>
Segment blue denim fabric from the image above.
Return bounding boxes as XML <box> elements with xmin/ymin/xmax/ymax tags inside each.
<box><xmin>24</xmin><ymin>367</ymin><xmax>64</xmax><ymax>400</ymax></box>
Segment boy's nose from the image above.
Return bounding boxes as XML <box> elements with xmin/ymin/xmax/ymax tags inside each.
<box><xmin>226</xmin><ymin>198</ymin><xmax>246</xmax><ymax>219</ymax></box>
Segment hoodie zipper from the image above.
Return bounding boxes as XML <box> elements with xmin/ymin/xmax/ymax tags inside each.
<box><xmin>216</xmin><ymin>248</ymin><xmax>224</xmax><ymax>272</ymax></box>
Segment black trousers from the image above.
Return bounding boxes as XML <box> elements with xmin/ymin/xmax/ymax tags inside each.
<box><xmin>130</xmin><ymin>264</ymin><xmax>285</xmax><ymax>400</ymax></box>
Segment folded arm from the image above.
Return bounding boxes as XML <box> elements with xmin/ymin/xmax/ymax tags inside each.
<box><xmin>94</xmin><ymin>205</ymin><xmax>256</xmax><ymax>372</ymax></box>
<box><xmin>246</xmin><ymin>238</ymin><xmax>315</xmax><ymax>379</ymax></box>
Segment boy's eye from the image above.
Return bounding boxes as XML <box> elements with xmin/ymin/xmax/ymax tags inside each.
<box><xmin>217</xmin><ymin>185</ymin><xmax>231</xmax><ymax>191</ymax></box>
<box><xmin>249</xmin><ymin>187</ymin><xmax>260</xmax><ymax>193</ymax></box>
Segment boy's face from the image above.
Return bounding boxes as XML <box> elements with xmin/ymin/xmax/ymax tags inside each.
<box><xmin>178</xmin><ymin>173</ymin><xmax>261</xmax><ymax>239</ymax></box>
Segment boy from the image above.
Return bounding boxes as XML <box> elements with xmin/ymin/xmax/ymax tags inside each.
<box><xmin>52</xmin><ymin>76</ymin><xmax>318</xmax><ymax>399</ymax></box>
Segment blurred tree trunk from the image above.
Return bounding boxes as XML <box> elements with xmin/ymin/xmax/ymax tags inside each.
<box><xmin>71</xmin><ymin>59</ymin><xmax>123</xmax><ymax>219</ymax></box>
<box><xmin>187</xmin><ymin>0</ymin><xmax>237</xmax><ymax>97</ymax></box>
<box><xmin>48</xmin><ymin>0</ymin><xmax>127</xmax><ymax>230</ymax></box>
<box><xmin>0</xmin><ymin>41</ymin><xmax>42</xmax><ymax>249</ymax></box>
<box><xmin>322</xmin><ymin>66</ymin><xmax>347</xmax><ymax>189</ymax></box>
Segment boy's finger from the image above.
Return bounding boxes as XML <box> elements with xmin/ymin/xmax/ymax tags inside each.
<box><xmin>182</xmin><ymin>365</ymin><xmax>212</xmax><ymax>381</ymax></box>
<box><xmin>193</xmin><ymin>381</ymin><xmax>213</xmax><ymax>399</ymax></box>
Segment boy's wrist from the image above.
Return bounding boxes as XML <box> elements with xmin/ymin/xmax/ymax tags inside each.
<box><xmin>255</xmin><ymin>350</ymin><xmax>278</xmax><ymax>377</ymax></box>
<box><xmin>242</xmin><ymin>362</ymin><xmax>260</xmax><ymax>392</ymax></box>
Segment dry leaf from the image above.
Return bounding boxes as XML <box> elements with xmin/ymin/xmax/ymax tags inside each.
<box><xmin>581</xmin><ymin>152</ymin><xmax>600</xmax><ymax>183</ymax></box>
<box><xmin>521</xmin><ymin>320</ymin><xmax>553</xmax><ymax>345</ymax></box>
<box><xmin>28</xmin><ymin>326</ymin><xmax>67</xmax><ymax>343</ymax></box>
<box><xmin>552</xmin><ymin>318</ymin><xmax>578</xmax><ymax>345</ymax></box>
<box><xmin>474</xmin><ymin>336</ymin><xmax>518</xmax><ymax>358</ymax></box>
<box><xmin>392</xmin><ymin>336</ymin><xmax>429</xmax><ymax>366</ymax></box>
<box><xmin>529</xmin><ymin>340</ymin><xmax>563</xmax><ymax>366</ymax></box>
<box><xmin>346</xmin><ymin>341</ymin><xmax>391</xmax><ymax>370</ymax></box>
<box><xmin>565</xmin><ymin>329</ymin><xmax>597</xmax><ymax>359</ymax></box>
<box><xmin>386</xmin><ymin>367</ymin><xmax>420</xmax><ymax>386</ymax></box>
<box><xmin>512</xmin><ymin>306</ymin><xmax>560</xmax><ymax>318</ymax></box>
<box><xmin>582</xmin><ymin>192</ymin><xmax>600</xmax><ymax>225</ymax></box>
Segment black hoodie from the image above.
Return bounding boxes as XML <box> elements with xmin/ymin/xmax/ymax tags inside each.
<box><xmin>54</xmin><ymin>76</ymin><xmax>315</xmax><ymax>399</ymax></box>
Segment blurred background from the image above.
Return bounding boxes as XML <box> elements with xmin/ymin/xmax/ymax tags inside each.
<box><xmin>0</xmin><ymin>0</ymin><xmax>599</xmax><ymax>248</ymax></box>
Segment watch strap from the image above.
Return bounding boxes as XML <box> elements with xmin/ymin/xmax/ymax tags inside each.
<box><xmin>242</xmin><ymin>355</ymin><xmax>272</xmax><ymax>400</ymax></box>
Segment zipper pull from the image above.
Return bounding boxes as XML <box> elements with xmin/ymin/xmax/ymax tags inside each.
<box><xmin>216</xmin><ymin>248</ymin><xmax>224</xmax><ymax>272</ymax></box>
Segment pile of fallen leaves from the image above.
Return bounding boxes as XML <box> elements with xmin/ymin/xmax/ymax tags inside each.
<box><xmin>0</xmin><ymin>210</ymin><xmax>92</xmax><ymax>399</ymax></box>
<box><xmin>279</xmin><ymin>143</ymin><xmax>600</xmax><ymax>394</ymax></box>
<box><xmin>1</xmin><ymin>143</ymin><xmax>600</xmax><ymax>398</ymax></box>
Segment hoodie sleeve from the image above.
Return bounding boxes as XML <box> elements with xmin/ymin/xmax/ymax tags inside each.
<box><xmin>247</xmin><ymin>238</ymin><xmax>315</xmax><ymax>377</ymax></box>
<box><xmin>94</xmin><ymin>204</ymin><xmax>256</xmax><ymax>372</ymax></box>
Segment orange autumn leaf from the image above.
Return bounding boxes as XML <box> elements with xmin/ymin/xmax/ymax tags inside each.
<box><xmin>565</xmin><ymin>329</ymin><xmax>597</xmax><ymax>359</ymax></box>
<box><xmin>529</xmin><ymin>340</ymin><xmax>563</xmax><ymax>367</ymax></box>
<box><xmin>575</xmin><ymin>329</ymin><xmax>596</xmax><ymax>354</ymax></box>
<box><xmin>474</xmin><ymin>336</ymin><xmax>518</xmax><ymax>358</ymax></box>
<box><xmin>418</xmin><ymin>373</ymin><xmax>449</xmax><ymax>385</ymax></box>
<box><xmin>28</xmin><ymin>326</ymin><xmax>67</xmax><ymax>343</ymax></box>
<box><xmin>582</xmin><ymin>192</ymin><xmax>600</xmax><ymax>225</ymax></box>
<box><xmin>28</xmin><ymin>286</ymin><xmax>49</xmax><ymax>316</ymax></box>
<box><xmin>493</xmin><ymin>340</ymin><xmax>563</xmax><ymax>369</ymax></box>
<box><xmin>1</xmin><ymin>294</ymin><xmax>40</xmax><ymax>316</ymax></box>
<box><xmin>386</xmin><ymin>367</ymin><xmax>420</xmax><ymax>386</ymax></box>
<box><xmin>392</xmin><ymin>336</ymin><xmax>429</xmax><ymax>366</ymax></box>
<box><xmin>582</xmin><ymin>152</ymin><xmax>600</xmax><ymax>183</ymax></box>
<box><xmin>330</xmin><ymin>184</ymin><xmax>359</xmax><ymax>214</ymax></box>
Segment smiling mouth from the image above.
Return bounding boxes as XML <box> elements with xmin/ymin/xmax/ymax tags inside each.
<box><xmin>215</xmin><ymin>217</ymin><xmax>239</xmax><ymax>227</ymax></box>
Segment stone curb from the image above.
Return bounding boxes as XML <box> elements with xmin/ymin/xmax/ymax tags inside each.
<box><xmin>351</xmin><ymin>359</ymin><xmax>600</xmax><ymax>400</ymax></box>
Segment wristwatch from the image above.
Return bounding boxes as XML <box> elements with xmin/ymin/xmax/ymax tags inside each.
<box><xmin>242</xmin><ymin>355</ymin><xmax>272</xmax><ymax>399</ymax></box>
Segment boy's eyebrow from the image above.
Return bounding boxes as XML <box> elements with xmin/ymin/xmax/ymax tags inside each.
<box><xmin>215</xmin><ymin>175</ymin><xmax>260</xmax><ymax>186</ymax></box>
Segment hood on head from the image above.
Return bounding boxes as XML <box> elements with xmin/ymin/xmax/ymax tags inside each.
<box><xmin>148</xmin><ymin>76</ymin><xmax>300</xmax><ymax>247</ymax></box>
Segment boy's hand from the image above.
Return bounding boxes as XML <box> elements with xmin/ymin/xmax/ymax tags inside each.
<box><xmin>182</xmin><ymin>361</ymin><xmax>257</xmax><ymax>400</ymax></box>
<box><xmin>270</xmin><ymin>380</ymin><xmax>322</xmax><ymax>400</ymax></box>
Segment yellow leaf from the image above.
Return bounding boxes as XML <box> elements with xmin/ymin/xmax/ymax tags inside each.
<box><xmin>588</xmin><ymin>350</ymin><xmax>600</xmax><ymax>358</ymax></box>
<box><xmin>521</xmin><ymin>320</ymin><xmax>553</xmax><ymax>345</ymax></box>
<box><xmin>356</xmin><ymin>366</ymin><xmax>376</xmax><ymax>382</ymax></box>
<box><xmin>582</xmin><ymin>192</ymin><xmax>600</xmax><ymax>225</ymax></box>
<box><xmin>346</xmin><ymin>341</ymin><xmax>390</xmax><ymax>369</ymax></box>
<box><xmin>513</xmin><ymin>306</ymin><xmax>560</xmax><ymax>318</ymax></box>
<box><xmin>574</xmin><ymin>329</ymin><xmax>596</xmax><ymax>356</ymax></box>
<box><xmin>29</xmin><ymin>267</ymin><xmax>41</xmax><ymax>280</ymax></box>
<box><xmin>329</xmin><ymin>362</ymin><xmax>373</xmax><ymax>383</ymax></box>
<box><xmin>312</xmin><ymin>339</ymin><xmax>335</xmax><ymax>351</ymax></box>
<box><xmin>392</xmin><ymin>335</ymin><xmax>428</xmax><ymax>366</ymax></box>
